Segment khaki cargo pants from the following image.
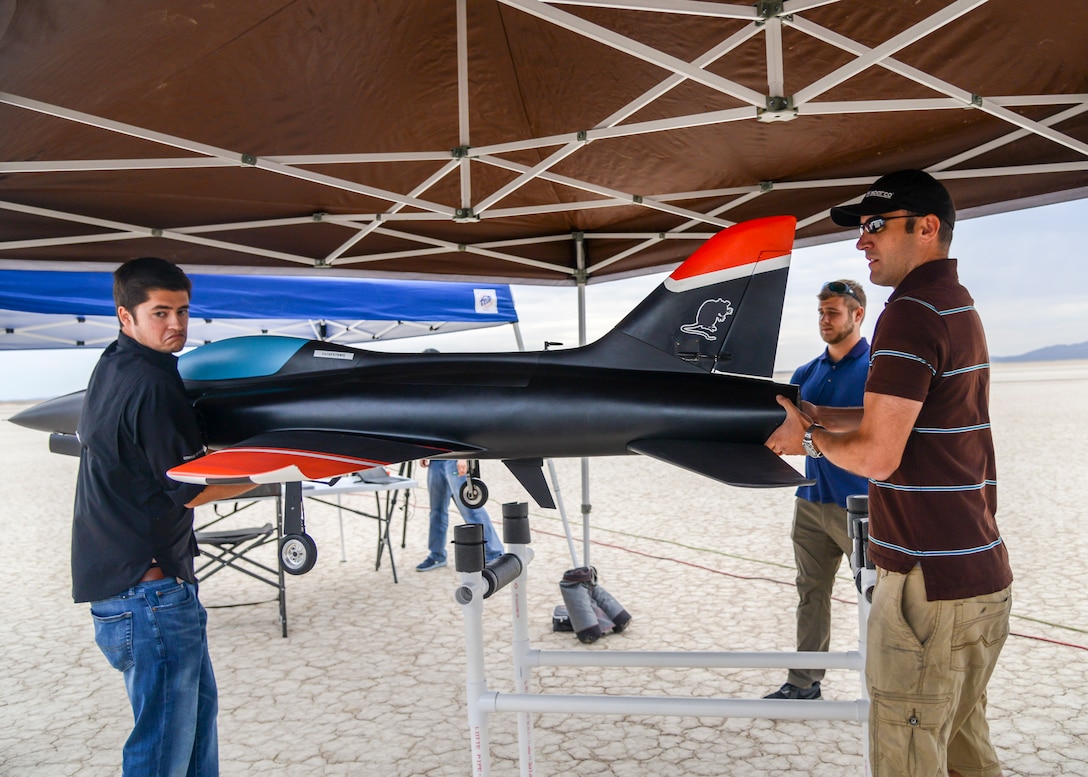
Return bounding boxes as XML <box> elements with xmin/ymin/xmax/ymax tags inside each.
<box><xmin>867</xmin><ymin>565</ymin><xmax>1011</xmax><ymax>777</ymax></box>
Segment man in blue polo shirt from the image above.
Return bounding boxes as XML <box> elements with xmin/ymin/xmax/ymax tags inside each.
<box><xmin>765</xmin><ymin>279</ymin><xmax>870</xmax><ymax>700</ymax></box>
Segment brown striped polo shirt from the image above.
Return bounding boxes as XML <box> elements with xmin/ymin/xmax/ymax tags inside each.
<box><xmin>865</xmin><ymin>259</ymin><xmax>1013</xmax><ymax>601</ymax></box>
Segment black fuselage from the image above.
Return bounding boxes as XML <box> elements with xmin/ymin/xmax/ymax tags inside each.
<box><xmin>190</xmin><ymin>353</ymin><xmax>794</xmax><ymax>462</ymax></box>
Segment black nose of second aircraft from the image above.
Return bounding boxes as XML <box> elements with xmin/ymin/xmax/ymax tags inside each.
<box><xmin>9</xmin><ymin>390</ymin><xmax>84</xmax><ymax>435</ymax></box>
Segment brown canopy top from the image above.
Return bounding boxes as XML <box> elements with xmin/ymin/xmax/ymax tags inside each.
<box><xmin>2</xmin><ymin>0</ymin><xmax>1086</xmax><ymax>283</ymax></box>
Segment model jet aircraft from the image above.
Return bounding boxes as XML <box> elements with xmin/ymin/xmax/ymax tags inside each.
<box><xmin>13</xmin><ymin>215</ymin><xmax>809</xmax><ymax>572</ymax></box>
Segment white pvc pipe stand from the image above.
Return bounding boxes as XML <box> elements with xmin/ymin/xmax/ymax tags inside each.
<box><xmin>456</xmin><ymin>571</ymin><xmax>491</xmax><ymax>777</ymax></box>
<box><xmin>509</xmin><ymin>544</ymin><xmax>536</xmax><ymax>777</ymax></box>
<box><xmin>459</xmin><ymin>537</ymin><xmax>875</xmax><ymax>776</ymax></box>
<box><xmin>857</xmin><ymin>566</ymin><xmax>877</xmax><ymax>777</ymax></box>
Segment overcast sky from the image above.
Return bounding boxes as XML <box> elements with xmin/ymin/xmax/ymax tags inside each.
<box><xmin>2</xmin><ymin>198</ymin><xmax>1086</xmax><ymax>402</ymax></box>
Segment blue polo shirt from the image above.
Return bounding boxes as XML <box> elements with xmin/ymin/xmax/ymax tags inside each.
<box><xmin>792</xmin><ymin>337</ymin><xmax>870</xmax><ymax>508</ymax></box>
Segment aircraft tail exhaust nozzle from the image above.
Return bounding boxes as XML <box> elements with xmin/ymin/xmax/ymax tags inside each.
<box><xmin>595</xmin><ymin>215</ymin><xmax>796</xmax><ymax>378</ymax></box>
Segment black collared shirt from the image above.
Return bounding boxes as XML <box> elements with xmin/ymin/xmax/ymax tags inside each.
<box><xmin>72</xmin><ymin>332</ymin><xmax>206</xmax><ymax>602</ymax></box>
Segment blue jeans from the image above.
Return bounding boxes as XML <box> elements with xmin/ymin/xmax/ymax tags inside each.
<box><xmin>90</xmin><ymin>578</ymin><xmax>218</xmax><ymax>777</ymax></box>
<box><xmin>426</xmin><ymin>459</ymin><xmax>504</xmax><ymax>563</ymax></box>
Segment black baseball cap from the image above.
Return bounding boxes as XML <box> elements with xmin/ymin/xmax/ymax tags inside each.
<box><xmin>830</xmin><ymin>169</ymin><xmax>956</xmax><ymax>228</ymax></box>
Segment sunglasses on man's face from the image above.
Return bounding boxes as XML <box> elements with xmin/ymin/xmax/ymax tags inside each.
<box><xmin>821</xmin><ymin>281</ymin><xmax>861</xmax><ymax>304</ymax></box>
<box><xmin>859</xmin><ymin>214</ymin><xmax>919</xmax><ymax>235</ymax></box>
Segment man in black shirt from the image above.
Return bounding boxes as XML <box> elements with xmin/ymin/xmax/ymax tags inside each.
<box><xmin>75</xmin><ymin>257</ymin><xmax>250</xmax><ymax>777</ymax></box>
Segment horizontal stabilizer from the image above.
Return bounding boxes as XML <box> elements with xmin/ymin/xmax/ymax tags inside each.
<box><xmin>503</xmin><ymin>458</ymin><xmax>556</xmax><ymax>509</ymax></box>
<box><xmin>628</xmin><ymin>439</ymin><xmax>813</xmax><ymax>489</ymax></box>
<box><xmin>169</xmin><ymin>430</ymin><xmax>462</xmax><ymax>485</ymax></box>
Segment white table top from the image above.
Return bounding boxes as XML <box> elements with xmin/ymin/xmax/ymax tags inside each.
<box><xmin>218</xmin><ymin>469</ymin><xmax>418</xmax><ymax>503</ymax></box>
<box><xmin>302</xmin><ymin>469</ymin><xmax>418</xmax><ymax>496</ymax></box>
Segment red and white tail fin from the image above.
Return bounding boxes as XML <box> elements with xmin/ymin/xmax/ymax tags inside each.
<box><xmin>665</xmin><ymin>215</ymin><xmax>795</xmax><ymax>292</ymax></box>
<box><xmin>589</xmin><ymin>216</ymin><xmax>796</xmax><ymax>377</ymax></box>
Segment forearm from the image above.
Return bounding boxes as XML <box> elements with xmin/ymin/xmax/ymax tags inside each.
<box><xmin>810</xmin><ymin>426</ymin><xmax>886</xmax><ymax>479</ymax></box>
<box><xmin>186</xmin><ymin>483</ymin><xmax>261</xmax><ymax>508</ymax></box>
<box><xmin>805</xmin><ymin>403</ymin><xmax>862</xmax><ymax>432</ymax></box>
<box><xmin>811</xmin><ymin>393</ymin><xmax>921</xmax><ymax>480</ymax></box>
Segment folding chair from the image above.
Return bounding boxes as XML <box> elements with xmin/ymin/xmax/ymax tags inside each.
<box><xmin>195</xmin><ymin>484</ymin><xmax>289</xmax><ymax>637</ymax></box>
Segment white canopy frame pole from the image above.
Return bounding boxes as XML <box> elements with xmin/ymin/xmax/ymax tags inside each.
<box><xmin>931</xmin><ymin>103</ymin><xmax>1088</xmax><ymax>173</ymax></box>
<box><xmin>547</xmin><ymin>0</ymin><xmax>758</xmax><ymax>18</ymax></box>
<box><xmin>549</xmin><ymin>458</ymin><xmax>580</xmax><ymax>569</ymax></box>
<box><xmin>367</xmin><ymin>225</ymin><xmax>571</xmax><ymax>275</ymax></box>
<box><xmin>0</xmin><ymin>199</ymin><xmax>318</xmax><ymax>265</ymax></box>
<box><xmin>498</xmin><ymin>0</ymin><xmax>766</xmax><ymax>106</ymax></box>
<box><xmin>456</xmin><ymin>0</ymin><xmax>473</xmax><ymax>214</ymax></box>
<box><xmin>521</xmin><ymin>319</ymin><xmax>582</xmax><ymax>569</ymax></box>
<box><xmin>787</xmin><ymin>10</ymin><xmax>1088</xmax><ymax>160</ymax></box>
<box><xmin>472</xmin><ymin>21</ymin><xmax>763</xmax><ymax>214</ymax></box>
<box><xmin>793</xmin><ymin>0</ymin><xmax>989</xmax><ymax>105</ymax></box>
<box><xmin>475</xmin><ymin>153</ymin><xmax>735</xmax><ymax>229</ymax></box>
<box><xmin>322</xmin><ymin>159</ymin><xmax>462</xmax><ymax>266</ymax></box>
<box><xmin>0</xmin><ymin>92</ymin><xmax>456</xmax><ymax>217</ymax></box>
<box><xmin>0</xmin><ymin>151</ymin><xmax>452</xmax><ymax>173</ymax></box>
<box><xmin>764</xmin><ymin>9</ymin><xmax>786</xmax><ymax>99</ymax></box>
<box><xmin>507</xmin><ymin>314</ymin><xmax>579</xmax><ymax>569</ymax></box>
<box><xmin>575</xmin><ymin>233</ymin><xmax>592</xmax><ymax>570</ymax></box>
<box><xmin>467</xmin><ymin>103</ymin><xmax>757</xmax><ymax>157</ymax></box>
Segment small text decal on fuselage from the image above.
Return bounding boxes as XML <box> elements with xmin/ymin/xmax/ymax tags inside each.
<box><xmin>314</xmin><ymin>350</ymin><xmax>355</xmax><ymax>361</ymax></box>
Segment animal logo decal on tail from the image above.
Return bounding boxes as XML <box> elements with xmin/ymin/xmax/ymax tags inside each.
<box><xmin>679</xmin><ymin>298</ymin><xmax>735</xmax><ymax>341</ymax></box>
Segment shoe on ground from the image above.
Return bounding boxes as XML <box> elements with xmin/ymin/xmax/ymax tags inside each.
<box><xmin>763</xmin><ymin>681</ymin><xmax>821</xmax><ymax>700</ymax></box>
<box><xmin>415</xmin><ymin>557</ymin><xmax>447</xmax><ymax>572</ymax></box>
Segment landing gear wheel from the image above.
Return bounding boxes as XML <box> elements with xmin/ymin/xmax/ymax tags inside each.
<box><xmin>460</xmin><ymin>478</ymin><xmax>488</xmax><ymax>508</ymax></box>
<box><xmin>280</xmin><ymin>533</ymin><xmax>318</xmax><ymax>575</ymax></box>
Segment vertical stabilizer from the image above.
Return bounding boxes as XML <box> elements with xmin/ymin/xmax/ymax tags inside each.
<box><xmin>591</xmin><ymin>216</ymin><xmax>796</xmax><ymax>377</ymax></box>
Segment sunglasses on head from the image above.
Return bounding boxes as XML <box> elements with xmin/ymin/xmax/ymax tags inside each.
<box><xmin>821</xmin><ymin>281</ymin><xmax>861</xmax><ymax>304</ymax></box>
<box><xmin>859</xmin><ymin>214</ymin><xmax>921</xmax><ymax>235</ymax></box>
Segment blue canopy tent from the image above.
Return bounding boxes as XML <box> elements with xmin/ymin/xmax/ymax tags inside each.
<box><xmin>0</xmin><ymin>270</ymin><xmax>519</xmax><ymax>350</ymax></box>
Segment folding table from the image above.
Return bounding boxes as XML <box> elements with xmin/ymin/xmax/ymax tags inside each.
<box><xmin>195</xmin><ymin>467</ymin><xmax>418</xmax><ymax>636</ymax></box>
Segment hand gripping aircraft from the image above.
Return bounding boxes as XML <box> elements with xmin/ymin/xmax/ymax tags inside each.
<box><xmin>13</xmin><ymin>215</ymin><xmax>811</xmax><ymax>573</ymax></box>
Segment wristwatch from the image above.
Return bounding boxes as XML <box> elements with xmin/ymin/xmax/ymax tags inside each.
<box><xmin>802</xmin><ymin>424</ymin><xmax>824</xmax><ymax>459</ymax></box>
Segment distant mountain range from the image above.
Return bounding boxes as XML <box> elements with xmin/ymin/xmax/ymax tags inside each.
<box><xmin>992</xmin><ymin>341</ymin><xmax>1088</xmax><ymax>362</ymax></box>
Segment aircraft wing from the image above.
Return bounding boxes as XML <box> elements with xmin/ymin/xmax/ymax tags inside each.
<box><xmin>168</xmin><ymin>430</ymin><xmax>472</xmax><ymax>485</ymax></box>
<box><xmin>628</xmin><ymin>439</ymin><xmax>813</xmax><ymax>489</ymax></box>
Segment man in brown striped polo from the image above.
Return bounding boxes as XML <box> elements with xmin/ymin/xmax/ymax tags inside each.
<box><xmin>766</xmin><ymin>170</ymin><xmax>1013</xmax><ymax>777</ymax></box>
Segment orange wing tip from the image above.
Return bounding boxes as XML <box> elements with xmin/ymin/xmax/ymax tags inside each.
<box><xmin>669</xmin><ymin>215</ymin><xmax>797</xmax><ymax>283</ymax></box>
<box><xmin>168</xmin><ymin>448</ymin><xmax>383</xmax><ymax>485</ymax></box>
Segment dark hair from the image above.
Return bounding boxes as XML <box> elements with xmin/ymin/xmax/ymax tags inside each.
<box><xmin>818</xmin><ymin>279</ymin><xmax>867</xmax><ymax>312</ymax></box>
<box><xmin>113</xmin><ymin>257</ymin><xmax>191</xmax><ymax>314</ymax></box>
